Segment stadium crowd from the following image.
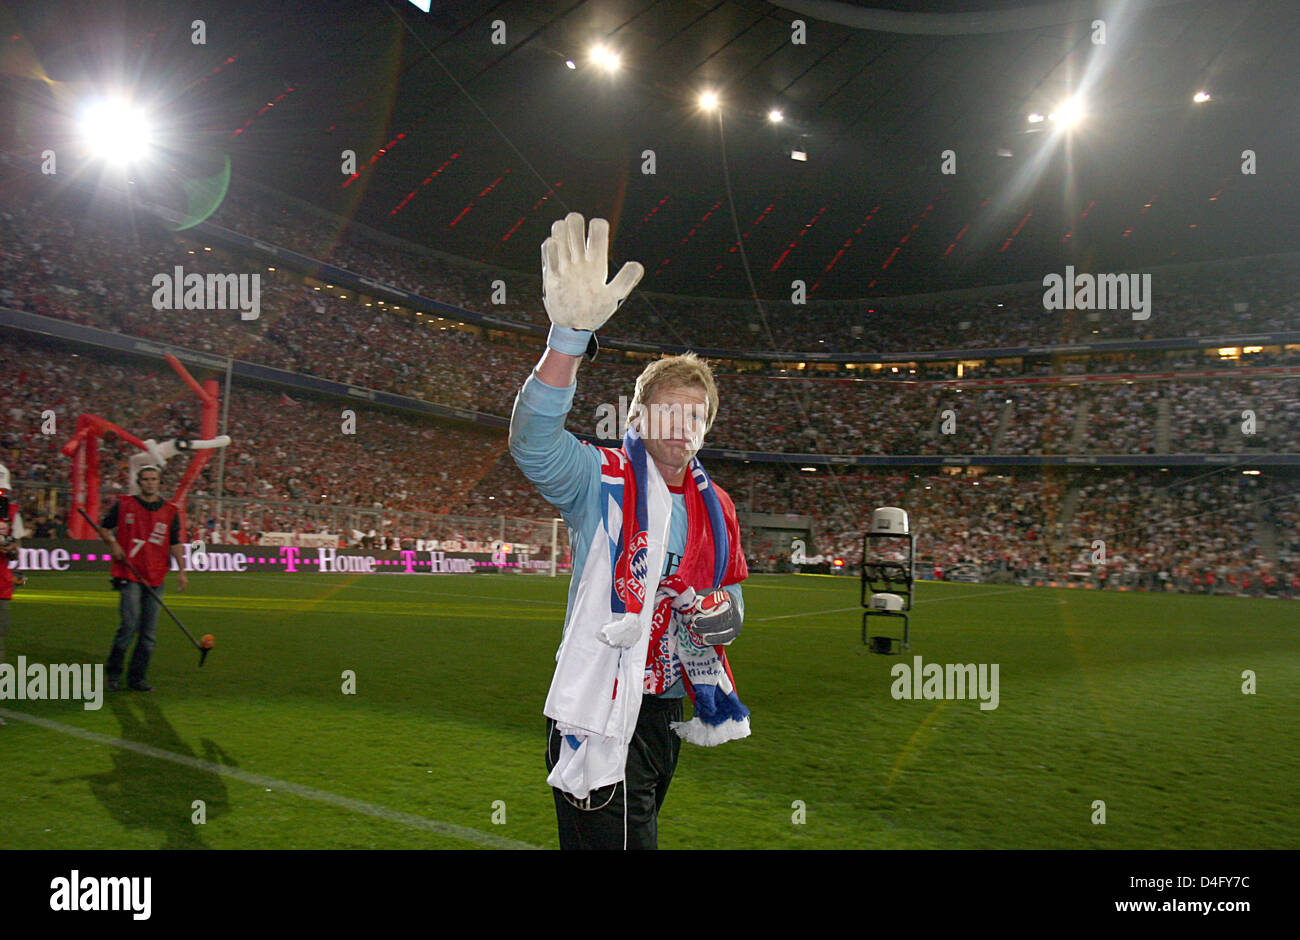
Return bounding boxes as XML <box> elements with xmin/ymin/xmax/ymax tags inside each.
<box><xmin>201</xmin><ymin>183</ymin><xmax>1300</xmax><ymax>353</ymax></box>
<box><xmin>2</xmin><ymin>174</ymin><xmax>1298</xmax><ymax>458</ymax></box>
<box><xmin>3</xmin><ymin>337</ymin><xmax>1294</xmax><ymax>593</ymax></box>
<box><xmin>2</xmin><ymin>161</ymin><xmax>1297</xmax><ymax>594</ymax></box>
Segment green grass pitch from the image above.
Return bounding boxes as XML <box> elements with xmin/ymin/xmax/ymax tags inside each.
<box><xmin>2</xmin><ymin>572</ymin><xmax>1296</xmax><ymax>849</ymax></box>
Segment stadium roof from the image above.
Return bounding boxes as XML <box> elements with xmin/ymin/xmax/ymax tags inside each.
<box><xmin>6</xmin><ymin>0</ymin><xmax>1300</xmax><ymax>301</ymax></box>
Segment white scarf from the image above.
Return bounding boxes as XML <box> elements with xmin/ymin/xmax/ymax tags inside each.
<box><xmin>543</xmin><ymin>443</ymin><xmax>672</xmax><ymax>799</ymax></box>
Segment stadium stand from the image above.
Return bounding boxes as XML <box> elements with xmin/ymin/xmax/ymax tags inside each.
<box><xmin>2</xmin><ymin>162</ymin><xmax>1296</xmax><ymax>593</ymax></box>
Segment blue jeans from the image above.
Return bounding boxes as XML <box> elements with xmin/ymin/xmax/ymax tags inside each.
<box><xmin>105</xmin><ymin>580</ymin><xmax>164</xmax><ymax>684</ymax></box>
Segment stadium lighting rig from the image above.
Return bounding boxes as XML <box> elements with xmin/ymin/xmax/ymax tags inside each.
<box><xmin>589</xmin><ymin>44</ymin><xmax>620</xmax><ymax>72</ymax></box>
<box><xmin>1048</xmin><ymin>96</ymin><xmax>1085</xmax><ymax>127</ymax></box>
<box><xmin>1024</xmin><ymin>96</ymin><xmax>1085</xmax><ymax>132</ymax></box>
<box><xmin>77</xmin><ymin>94</ymin><xmax>155</xmax><ymax>166</ymax></box>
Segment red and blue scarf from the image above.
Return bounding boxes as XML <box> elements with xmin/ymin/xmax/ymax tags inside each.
<box><xmin>603</xmin><ymin>429</ymin><xmax>750</xmax><ymax>732</ymax></box>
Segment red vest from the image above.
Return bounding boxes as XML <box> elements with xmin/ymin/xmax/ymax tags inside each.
<box><xmin>110</xmin><ymin>495</ymin><xmax>178</xmax><ymax>587</ymax></box>
<box><xmin>0</xmin><ymin>504</ymin><xmax>18</xmax><ymax>600</ymax></box>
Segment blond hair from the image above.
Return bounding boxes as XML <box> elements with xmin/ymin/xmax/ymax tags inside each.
<box><xmin>627</xmin><ymin>352</ymin><xmax>719</xmax><ymax>433</ymax></box>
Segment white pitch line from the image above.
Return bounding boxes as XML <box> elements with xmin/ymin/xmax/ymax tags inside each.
<box><xmin>751</xmin><ymin>584</ymin><xmax>1046</xmax><ymax>621</ymax></box>
<box><xmin>1</xmin><ymin>709</ymin><xmax>541</xmax><ymax>850</ymax></box>
<box><xmin>208</xmin><ymin>574</ymin><xmax>569</xmax><ymax>611</ymax></box>
<box><xmin>753</xmin><ymin>605</ymin><xmax>864</xmax><ymax>622</ymax></box>
<box><xmin>913</xmin><ymin>586</ymin><xmax>1034</xmax><ymax>604</ymax></box>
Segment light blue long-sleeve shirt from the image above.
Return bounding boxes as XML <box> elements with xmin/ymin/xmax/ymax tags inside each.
<box><xmin>508</xmin><ymin>369</ymin><xmax>743</xmax><ymax>698</ymax></box>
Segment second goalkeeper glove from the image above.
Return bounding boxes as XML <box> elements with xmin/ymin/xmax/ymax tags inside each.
<box><xmin>670</xmin><ymin>586</ymin><xmax>743</xmax><ymax>646</ymax></box>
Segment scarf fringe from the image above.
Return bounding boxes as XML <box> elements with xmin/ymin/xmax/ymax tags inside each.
<box><xmin>599</xmin><ymin>612</ymin><xmax>644</xmax><ymax>648</ymax></box>
<box><xmin>670</xmin><ymin>716</ymin><xmax>751</xmax><ymax>747</ymax></box>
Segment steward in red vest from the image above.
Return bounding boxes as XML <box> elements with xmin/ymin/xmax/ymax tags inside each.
<box><xmin>98</xmin><ymin>466</ymin><xmax>187</xmax><ymax>691</ymax></box>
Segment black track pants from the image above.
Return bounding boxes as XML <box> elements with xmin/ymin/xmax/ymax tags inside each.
<box><xmin>545</xmin><ymin>694</ymin><xmax>684</xmax><ymax>850</ymax></box>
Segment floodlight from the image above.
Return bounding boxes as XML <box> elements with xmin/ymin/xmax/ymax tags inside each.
<box><xmin>590</xmin><ymin>44</ymin><xmax>619</xmax><ymax>72</ymax></box>
<box><xmin>699</xmin><ymin>90</ymin><xmax>719</xmax><ymax>111</ymax></box>
<box><xmin>1048</xmin><ymin>97</ymin><xmax>1084</xmax><ymax>127</ymax></box>
<box><xmin>79</xmin><ymin>96</ymin><xmax>153</xmax><ymax>165</ymax></box>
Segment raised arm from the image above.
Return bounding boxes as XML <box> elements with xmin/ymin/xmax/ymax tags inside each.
<box><xmin>508</xmin><ymin>340</ymin><xmax>596</xmax><ymax>518</ymax></box>
<box><xmin>533</xmin><ymin>344</ymin><xmax>582</xmax><ymax>390</ymax></box>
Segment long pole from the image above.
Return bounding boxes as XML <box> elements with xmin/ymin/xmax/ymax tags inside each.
<box><xmin>75</xmin><ymin>507</ymin><xmax>210</xmax><ymax>666</ymax></box>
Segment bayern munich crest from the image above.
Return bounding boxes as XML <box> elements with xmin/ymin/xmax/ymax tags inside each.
<box><xmin>616</xmin><ymin>530</ymin><xmax>649</xmax><ymax>607</ymax></box>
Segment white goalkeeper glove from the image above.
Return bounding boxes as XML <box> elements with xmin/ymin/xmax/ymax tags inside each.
<box><xmin>541</xmin><ymin>213</ymin><xmax>643</xmax><ymax>352</ymax></box>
